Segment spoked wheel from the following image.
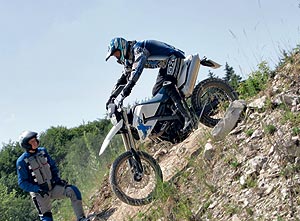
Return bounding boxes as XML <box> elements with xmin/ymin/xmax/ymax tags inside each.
<box><xmin>109</xmin><ymin>150</ymin><xmax>163</xmax><ymax>206</ymax></box>
<box><xmin>191</xmin><ymin>78</ymin><xmax>238</xmax><ymax>127</ymax></box>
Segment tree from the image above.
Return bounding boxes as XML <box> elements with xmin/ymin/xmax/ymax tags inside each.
<box><xmin>223</xmin><ymin>62</ymin><xmax>242</xmax><ymax>90</ymax></box>
<box><xmin>0</xmin><ymin>118</ymin><xmax>116</xmax><ymax>220</ymax></box>
<box><xmin>0</xmin><ymin>143</ymin><xmax>24</xmax><ymax>196</ymax></box>
<box><xmin>208</xmin><ymin>70</ymin><xmax>216</xmax><ymax>78</ymax></box>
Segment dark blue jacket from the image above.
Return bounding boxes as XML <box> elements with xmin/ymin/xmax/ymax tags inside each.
<box><xmin>126</xmin><ymin>40</ymin><xmax>185</xmax><ymax>83</ymax></box>
<box><xmin>16</xmin><ymin>147</ymin><xmax>60</xmax><ymax>193</ymax></box>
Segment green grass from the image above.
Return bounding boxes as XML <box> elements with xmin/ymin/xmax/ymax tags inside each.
<box><xmin>292</xmin><ymin>127</ymin><xmax>300</xmax><ymax>136</ymax></box>
<box><xmin>224</xmin><ymin>203</ymin><xmax>240</xmax><ymax>216</ymax></box>
<box><xmin>241</xmin><ymin>175</ymin><xmax>257</xmax><ymax>189</ymax></box>
<box><xmin>237</xmin><ymin>61</ymin><xmax>270</xmax><ymax>99</ymax></box>
<box><xmin>282</xmin><ymin>111</ymin><xmax>300</xmax><ymax>126</ymax></box>
<box><xmin>264</xmin><ymin>124</ymin><xmax>277</xmax><ymax>135</ymax></box>
<box><xmin>245</xmin><ymin>128</ymin><xmax>254</xmax><ymax>137</ymax></box>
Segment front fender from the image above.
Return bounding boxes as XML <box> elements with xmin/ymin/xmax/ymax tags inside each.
<box><xmin>99</xmin><ymin>119</ymin><xmax>123</xmax><ymax>156</ymax></box>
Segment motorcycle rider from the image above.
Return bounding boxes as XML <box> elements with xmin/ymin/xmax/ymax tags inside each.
<box><xmin>16</xmin><ymin>130</ymin><xmax>89</xmax><ymax>221</ymax></box>
<box><xmin>105</xmin><ymin>37</ymin><xmax>192</xmax><ymax>131</ymax></box>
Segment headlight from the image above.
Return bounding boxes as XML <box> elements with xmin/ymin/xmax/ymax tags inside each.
<box><xmin>110</xmin><ymin>114</ymin><xmax>118</xmax><ymax>125</ymax></box>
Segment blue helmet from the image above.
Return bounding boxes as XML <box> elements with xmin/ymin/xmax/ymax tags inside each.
<box><xmin>105</xmin><ymin>37</ymin><xmax>128</xmax><ymax>64</ymax></box>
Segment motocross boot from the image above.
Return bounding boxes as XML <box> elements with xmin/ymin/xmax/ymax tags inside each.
<box><xmin>78</xmin><ymin>216</ymin><xmax>90</xmax><ymax>221</ymax></box>
<box><xmin>174</xmin><ymin>100</ymin><xmax>192</xmax><ymax>131</ymax></box>
<box><xmin>164</xmin><ymin>82</ymin><xmax>192</xmax><ymax>131</ymax></box>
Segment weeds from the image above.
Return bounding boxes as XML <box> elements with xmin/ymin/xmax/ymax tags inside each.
<box><xmin>277</xmin><ymin>49</ymin><xmax>295</xmax><ymax>68</ymax></box>
<box><xmin>282</xmin><ymin>111</ymin><xmax>300</xmax><ymax>126</ymax></box>
<box><xmin>245</xmin><ymin>207</ymin><xmax>254</xmax><ymax>216</ymax></box>
<box><xmin>224</xmin><ymin>155</ymin><xmax>240</xmax><ymax>169</ymax></box>
<box><xmin>264</xmin><ymin>124</ymin><xmax>277</xmax><ymax>135</ymax></box>
<box><xmin>237</xmin><ymin>61</ymin><xmax>270</xmax><ymax>99</ymax></box>
<box><xmin>241</xmin><ymin>175</ymin><xmax>258</xmax><ymax>189</ymax></box>
<box><xmin>156</xmin><ymin>182</ymin><xmax>177</xmax><ymax>203</ymax></box>
<box><xmin>277</xmin><ymin>44</ymin><xmax>300</xmax><ymax>68</ymax></box>
<box><xmin>280</xmin><ymin>164</ymin><xmax>300</xmax><ymax>177</ymax></box>
<box><xmin>224</xmin><ymin>203</ymin><xmax>240</xmax><ymax>216</ymax></box>
<box><xmin>292</xmin><ymin>127</ymin><xmax>300</xmax><ymax>136</ymax></box>
<box><xmin>245</xmin><ymin>128</ymin><xmax>255</xmax><ymax>137</ymax></box>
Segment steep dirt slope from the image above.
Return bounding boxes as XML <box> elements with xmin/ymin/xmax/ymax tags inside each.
<box><xmin>88</xmin><ymin>51</ymin><xmax>300</xmax><ymax>221</ymax></box>
<box><xmin>88</xmin><ymin>125</ymin><xmax>209</xmax><ymax>220</ymax></box>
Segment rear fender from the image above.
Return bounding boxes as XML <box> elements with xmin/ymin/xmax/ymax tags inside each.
<box><xmin>99</xmin><ymin>119</ymin><xmax>123</xmax><ymax>156</ymax></box>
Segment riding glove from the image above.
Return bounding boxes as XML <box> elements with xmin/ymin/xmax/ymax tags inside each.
<box><xmin>55</xmin><ymin>179</ymin><xmax>68</xmax><ymax>186</ymax></box>
<box><xmin>38</xmin><ymin>189</ymin><xmax>49</xmax><ymax>198</ymax></box>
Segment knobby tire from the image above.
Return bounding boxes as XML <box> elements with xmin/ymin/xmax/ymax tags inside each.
<box><xmin>191</xmin><ymin>78</ymin><xmax>238</xmax><ymax>127</ymax></box>
<box><xmin>109</xmin><ymin>150</ymin><xmax>163</xmax><ymax>206</ymax></box>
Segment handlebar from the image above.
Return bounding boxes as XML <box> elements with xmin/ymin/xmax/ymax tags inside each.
<box><xmin>106</xmin><ymin>95</ymin><xmax>126</xmax><ymax>117</ymax></box>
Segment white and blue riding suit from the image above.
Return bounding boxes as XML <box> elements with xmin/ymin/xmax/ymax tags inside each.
<box><xmin>107</xmin><ymin>38</ymin><xmax>192</xmax><ymax>130</ymax></box>
<box><xmin>16</xmin><ymin>147</ymin><xmax>85</xmax><ymax>221</ymax></box>
<box><xmin>111</xmin><ymin>40</ymin><xmax>186</xmax><ymax>98</ymax></box>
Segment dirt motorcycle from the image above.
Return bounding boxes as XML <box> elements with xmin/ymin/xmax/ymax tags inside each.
<box><xmin>99</xmin><ymin>54</ymin><xmax>238</xmax><ymax>206</ymax></box>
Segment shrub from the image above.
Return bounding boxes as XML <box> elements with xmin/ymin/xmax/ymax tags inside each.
<box><xmin>237</xmin><ymin>61</ymin><xmax>270</xmax><ymax>99</ymax></box>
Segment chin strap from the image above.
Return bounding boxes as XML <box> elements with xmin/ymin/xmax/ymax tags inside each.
<box><xmin>27</xmin><ymin>147</ymin><xmax>37</xmax><ymax>153</ymax></box>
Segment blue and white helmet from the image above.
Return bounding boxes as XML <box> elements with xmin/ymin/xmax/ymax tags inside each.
<box><xmin>105</xmin><ymin>37</ymin><xmax>128</xmax><ymax>64</ymax></box>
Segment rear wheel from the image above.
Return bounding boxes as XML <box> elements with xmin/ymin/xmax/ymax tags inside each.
<box><xmin>191</xmin><ymin>78</ymin><xmax>238</xmax><ymax>127</ymax></box>
<box><xmin>110</xmin><ymin>150</ymin><xmax>163</xmax><ymax>206</ymax></box>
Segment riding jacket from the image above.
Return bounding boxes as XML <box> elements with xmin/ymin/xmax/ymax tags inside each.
<box><xmin>128</xmin><ymin>40</ymin><xmax>184</xmax><ymax>80</ymax></box>
<box><xmin>16</xmin><ymin>147</ymin><xmax>60</xmax><ymax>193</ymax></box>
<box><xmin>111</xmin><ymin>40</ymin><xmax>185</xmax><ymax>98</ymax></box>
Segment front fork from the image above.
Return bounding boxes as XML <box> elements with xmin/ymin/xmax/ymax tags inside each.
<box><xmin>121</xmin><ymin>133</ymin><xmax>144</xmax><ymax>181</ymax></box>
<box><xmin>121</xmin><ymin>110</ymin><xmax>144</xmax><ymax>181</ymax></box>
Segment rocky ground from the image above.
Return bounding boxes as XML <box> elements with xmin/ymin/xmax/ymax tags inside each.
<box><xmin>86</xmin><ymin>51</ymin><xmax>300</xmax><ymax>221</ymax></box>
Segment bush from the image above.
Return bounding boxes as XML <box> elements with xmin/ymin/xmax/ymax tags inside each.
<box><xmin>0</xmin><ymin>183</ymin><xmax>36</xmax><ymax>221</ymax></box>
<box><xmin>237</xmin><ymin>61</ymin><xmax>270</xmax><ymax>99</ymax></box>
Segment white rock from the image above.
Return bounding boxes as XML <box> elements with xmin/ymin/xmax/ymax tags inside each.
<box><xmin>211</xmin><ymin>100</ymin><xmax>246</xmax><ymax>141</ymax></box>
<box><xmin>248</xmin><ymin>96</ymin><xmax>267</xmax><ymax>109</ymax></box>
<box><xmin>203</xmin><ymin>143</ymin><xmax>215</xmax><ymax>160</ymax></box>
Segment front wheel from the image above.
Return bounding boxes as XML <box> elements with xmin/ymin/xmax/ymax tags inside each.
<box><xmin>109</xmin><ymin>150</ymin><xmax>163</xmax><ymax>206</ymax></box>
<box><xmin>191</xmin><ymin>78</ymin><xmax>238</xmax><ymax>127</ymax></box>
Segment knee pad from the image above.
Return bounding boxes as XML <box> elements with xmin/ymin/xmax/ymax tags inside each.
<box><xmin>66</xmin><ymin>185</ymin><xmax>82</xmax><ymax>200</ymax></box>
